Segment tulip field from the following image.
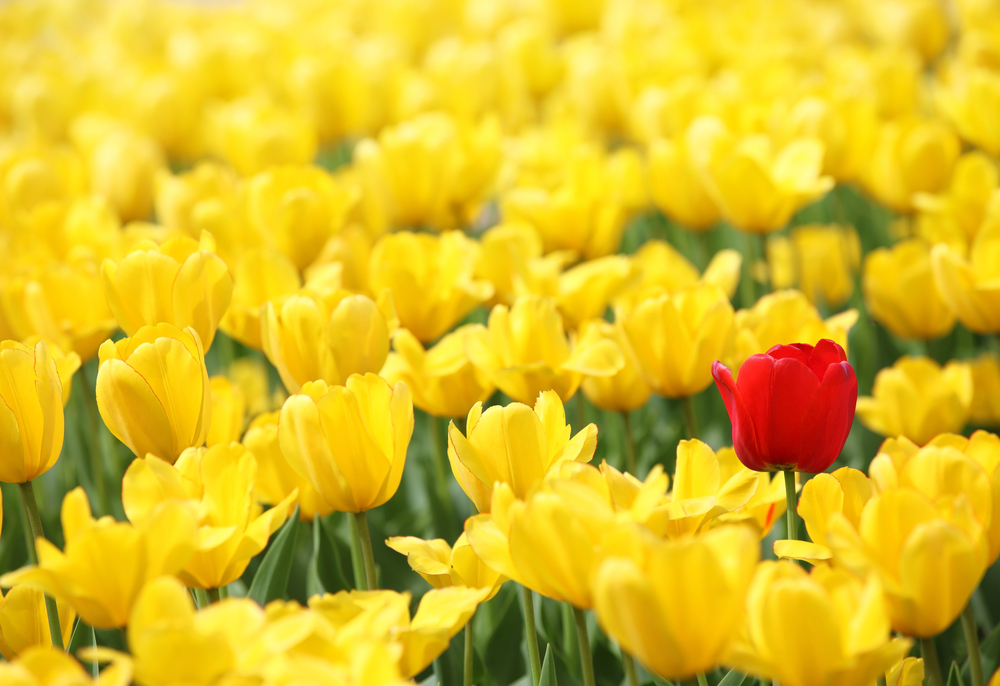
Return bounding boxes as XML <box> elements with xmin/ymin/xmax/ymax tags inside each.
<box><xmin>4</xmin><ymin>0</ymin><xmax>1000</xmax><ymax>685</ymax></box>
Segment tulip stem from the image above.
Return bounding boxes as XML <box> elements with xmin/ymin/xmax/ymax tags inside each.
<box><xmin>621</xmin><ymin>649</ymin><xmax>639</xmax><ymax>686</ymax></box>
<box><xmin>353</xmin><ymin>511</ymin><xmax>378</xmax><ymax>590</ymax></box>
<box><xmin>697</xmin><ymin>675</ymin><xmax>709</xmax><ymax>686</ymax></box>
<box><xmin>194</xmin><ymin>588</ymin><xmax>210</xmax><ymax>608</ymax></box>
<box><xmin>572</xmin><ymin>607</ymin><xmax>596</xmax><ymax>686</ymax></box>
<box><xmin>79</xmin><ymin>364</ymin><xmax>110</xmax><ymax>517</ymax></box>
<box><xmin>430</xmin><ymin>415</ymin><xmax>458</xmax><ymax>540</ymax></box>
<box><xmin>347</xmin><ymin>512</ymin><xmax>366</xmax><ymax>590</ymax></box>
<box><xmin>740</xmin><ymin>230</ymin><xmax>756</xmax><ymax>307</ymax></box>
<box><xmin>920</xmin><ymin>637</ymin><xmax>945</xmax><ymax>686</ymax></box>
<box><xmin>521</xmin><ymin>585</ymin><xmax>542</xmax><ymax>686</ymax></box>
<box><xmin>207</xmin><ymin>587</ymin><xmax>221</xmax><ymax>604</ymax></box>
<box><xmin>219</xmin><ymin>585</ymin><xmax>229</xmax><ymax>599</ymax></box>
<box><xmin>17</xmin><ymin>481</ymin><xmax>64</xmax><ymax>649</ymax></box>
<box><xmin>464</xmin><ymin>612</ymin><xmax>474</xmax><ymax>686</ymax></box>
<box><xmin>783</xmin><ymin>469</ymin><xmax>798</xmax><ymax>541</ymax></box>
<box><xmin>621</xmin><ymin>412</ymin><xmax>637</xmax><ymax>474</ymax></box>
<box><xmin>963</xmin><ymin>604</ymin><xmax>985</xmax><ymax>686</ymax></box>
<box><xmin>680</xmin><ymin>396</ymin><xmax>699</xmax><ymax>440</ymax></box>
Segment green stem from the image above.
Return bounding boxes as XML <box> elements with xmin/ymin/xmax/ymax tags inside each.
<box><xmin>756</xmin><ymin>232</ymin><xmax>770</xmax><ymax>293</ymax></box>
<box><xmin>194</xmin><ymin>588</ymin><xmax>210</xmax><ymax>608</ymax></box>
<box><xmin>697</xmin><ymin>675</ymin><xmax>710</xmax><ymax>686</ymax></box>
<box><xmin>740</xmin><ymin>229</ymin><xmax>756</xmax><ymax>308</ymax></box>
<box><xmin>79</xmin><ymin>365</ymin><xmax>109</xmax><ymax>517</ymax></box>
<box><xmin>347</xmin><ymin>511</ymin><xmax>366</xmax><ymax>590</ymax></box>
<box><xmin>621</xmin><ymin>649</ymin><xmax>640</xmax><ymax>686</ymax></box>
<box><xmin>430</xmin><ymin>414</ymin><xmax>457</xmax><ymax>539</ymax></box>
<box><xmin>783</xmin><ymin>470</ymin><xmax>798</xmax><ymax>541</ymax></box>
<box><xmin>680</xmin><ymin>396</ymin><xmax>699</xmax><ymax>440</ymax></box>
<box><xmin>621</xmin><ymin>411</ymin><xmax>637</xmax><ymax>474</ymax></box>
<box><xmin>572</xmin><ymin>607</ymin><xmax>596</xmax><ymax>686</ymax></box>
<box><xmin>521</xmin><ymin>585</ymin><xmax>541</xmax><ymax>686</ymax></box>
<box><xmin>464</xmin><ymin>612</ymin><xmax>474</xmax><ymax>686</ymax></box>
<box><xmin>218</xmin><ymin>585</ymin><xmax>229</xmax><ymax>600</ymax></box>
<box><xmin>920</xmin><ymin>637</ymin><xmax>945</xmax><ymax>686</ymax></box>
<box><xmin>18</xmin><ymin>481</ymin><xmax>64</xmax><ymax>649</ymax></box>
<box><xmin>207</xmin><ymin>587</ymin><xmax>221</xmax><ymax>603</ymax></box>
<box><xmin>877</xmin><ymin>677</ymin><xmax>887</xmax><ymax>686</ymax></box>
<box><xmin>353</xmin><ymin>511</ymin><xmax>378</xmax><ymax>590</ymax></box>
<box><xmin>963</xmin><ymin>604</ymin><xmax>985</xmax><ymax>686</ymax></box>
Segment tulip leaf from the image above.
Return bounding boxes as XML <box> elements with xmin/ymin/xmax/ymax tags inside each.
<box><xmin>948</xmin><ymin>660</ymin><xmax>967</xmax><ymax>686</ymax></box>
<box><xmin>67</xmin><ymin>619</ymin><xmax>99</xmax><ymax>677</ymax></box>
<box><xmin>539</xmin><ymin>644</ymin><xmax>558</xmax><ymax>686</ymax></box>
<box><xmin>717</xmin><ymin>669</ymin><xmax>748</xmax><ymax>686</ymax></box>
<box><xmin>247</xmin><ymin>505</ymin><xmax>301</xmax><ymax>605</ymax></box>
<box><xmin>306</xmin><ymin>513</ymin><xmax>353</xmax><ymax>596</ymax></box>
<box><xmin>963</xmin><ymin>615</ymin><xmax>1000</xmax><ymax>685</ymax></box>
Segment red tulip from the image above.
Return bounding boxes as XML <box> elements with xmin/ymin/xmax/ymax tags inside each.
<box><xmin>711</xmin><ymin>339</ymin><xmax>857</xmax><ymax>473</ymax></box>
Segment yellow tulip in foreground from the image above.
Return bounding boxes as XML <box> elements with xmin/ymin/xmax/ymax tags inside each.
<box><xmin>448</xmin><ymin>390</ymin><xmax>597</xmax><ymax>513</ymax></box>
<box><xmin>554</xmin><ymin>255</ymin><xmax>633</xmax><ymax>330</ymax></box>
<box><xmin>466</xmin><ymin>295</ymin><xmax>624</xmax><ymax>404</ymax></box>
<box><xmin>0</xmin><ymin>340</ymin><xmax>64</xmax><ymax>484</ymax></box>
<box><xmin>593</xmin><ymin>524</ymin><xmax>759</xmax><ymax>681</ymax></box>
<box><xmin>278</xmin><ymin>373</ymin><xmax>413</xmax><ymax>514</ymax></box>
<box><xmin>863</xmin><ymin>239</ymin><xmax>956</xmax><ymax>340</ymax></box>
<box><xmin>0</xmin><ymin>646</ymin><xmax>132</xmax><ymax>686</ymax></box>
<box><xmin>0</xmin><ymin>488</ymin><xmax>196</xmax><ymax>629</ymax></box>
<box><xmin>725</xmin><ymin>562</ymin><xmax>910</xmax><ymax>686</ymax></box>
<box><xmin>856</xmin><ymin>356</ymin><xmax>972</xmax><ymax>446</ymax></box>
<box><xmin>579</xmin><ymin>320</ymin><xmax>651</xmax><ymax>413</ymax></box>
<box><xmin>218</xmin><ymin>247</ymin><xmax>301</xmax><ymax>350</ymax></box>
<box><xmin>932</xmin><ymin>224</ymin><xmax>1000</xmax><ymax>333</ymax></box>
<box><xmin>96</xmin><ymin>324</ymin><xmax>211</xmax><ymax>463</ymax></box>
<box><xmin>206</xmin><ymin>375</ymin><xmax>246</xmax><ymax>447</ymax></box>
<box><xmin>619</xmin><ymin>284</ymin><xmax>734</xmax><ymax>398</ymax></box>
<box><xmin>0</xmin><ymin>586</ymin><xmax>74</xmax><ymax>659</ymax></box>
<box><xmin>101</xmin><ymin>232</ymin><xmax>233</xmax><ymax>349</ymax></box>
<box><xmin>245</xmin><ymin>411</ymin><xmax>334</xmax><ymax>522</ymax></box>
<box><xmin>122</xmin><ymin>444</ymin><xmax>297</xmax><ymax>589</ymax></box>
<box><xmin>386</xmin><ymin>533</ymin><xmax>506</xmax><ymax>600</ymax></box>
<box><xmin>380</xmin><ymin>326</ymin><xmax>494</xmax><ymax>419</ymax></box>
<box><xmin>262</xmin><ymin>290</ymin><xmax>392</xmax><ymax>394</ymax></box>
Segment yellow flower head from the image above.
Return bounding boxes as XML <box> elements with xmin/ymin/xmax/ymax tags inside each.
<box><xmin>579</xmin><ymin>319</ymin><xmax>651</xmax><ymax>413</ymax></box>
<box><xmin>96</xmin><ymin>324</ymin><xmax>211</xmax><ymax>463</ymax></box>
<box><xmin>625</xmin><ymin>240</ymin><xmax>742</xmax><ymax>305</ymax></box>
<box><xmin>970</xmin><ymin>353</ymin><xmax>1000</xmax><ymax>426</ymax></box>
<box><xmin>0</xmin><ymin>646</ymin><xmax>132</xmax><ymax>686</ymax></box>
<box><xmin>386</xmin><ymin>532</ymin><xmax>506</xmax><ymax>600</ymax></box>
<box><xmin>448</xmin><ymin>390</ymin><xmax>598</xmax><ymax>513</ymax></box>
<box><xmin>932</xmin><ymin>221</ymin><xmax>1000</xmax><ymax>334</ymax></box>
<box><xmin>0</xmin><ymin>586</ymin><xmax>74</xmax><ymax>660</ymax></box>
<box><xmin>0</xmin><ymin>488</ymin><xmax>197</xmax><ymax>629</ymax></box>
<box><xmin>205</xmin><ymin>96</ymin><xmax>318</xmax><ymax>177</ymax></box>
<box><xmin>101</xmin><ymin>232</ymin><xmax>233</xmax><ymax>349</ymax></box>
<box><xmin>381</xmin><ymin>326</ymin><xmax>494</xmax><ymax>419</ymax></box>
<box><xmin>218</xmin><ymin>247</ymin><xmax>301</xmax><ymax>350</ymax></box>
<box><xmin>467</xmin><ymin>295</ymin><xmax>624</xmax><ymax>404</ymax></box>
<box><xmin>767</xmin><ymin>225</ymin><xmax>859</xmax><ymax>309</ymax></box>
<box><xmin>206</xmin><ymin>375</ymin><xmax>247</xmax><ymax>448</ymax></box>
<box><xmin>914</xmin><ymin>151</ymin><xmax>998</xmax><ymax>253</ymax></box>
<box><xmin>554</xmin><ymin>255</ymin><xmax>633</xmax><ymax>330</ymax></box>
<box><xmin>278</xmin><ymin>373</ymin><xmax>413</xmax><ymax>514</ymax></box>
<box><xmin>648</xmin><ymin>128</ymin><xmax>722</xmax><ymax>231</ymax></box>
<box><xmin>856</xmin><ymin>356</ymin><xmax>973</xmax><ymax>446</ymax></box>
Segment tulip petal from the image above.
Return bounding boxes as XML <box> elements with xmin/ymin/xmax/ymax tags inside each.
<box><xmin>96</xmin><ymin>359</ymin><xmax>175</xmax><ymax>461</ymax></box>
<box><xmin>713</xmin><ymin>360</ymin><xmax>768</xmax><ymax>471</ymax></box>
<box><xmin>768</xmin><ymin>357</ymin><xmax>821</xmax><ymax>468</ymax></box>
<box><xmin>797</xmin><ymin>361</ymin><xmax>857</xmax><ymax>473</ymax></box>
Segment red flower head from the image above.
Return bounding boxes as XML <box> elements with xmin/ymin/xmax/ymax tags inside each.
<box><xmin>711</xmin><ymin>339</ymin><xmax>857</xmax><ymax>473</ymax></box>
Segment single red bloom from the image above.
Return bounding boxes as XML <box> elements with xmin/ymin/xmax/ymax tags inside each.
<box><xmin>712</xmin><ymin>339</ymin><xmax>857</xmax><ymax>473</ymax></box>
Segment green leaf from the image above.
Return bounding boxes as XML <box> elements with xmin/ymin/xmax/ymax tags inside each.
<box><xmin>247</xmin><ymin>505</ymin><xmax>301</xmax><ymax>605</ymax></box>
<box><xmin>67</xmin><ymin>619</ymin><xmax>98</xmax><ymax>677</ymax></box>
<box><xmin>948</xmin><ymin>660</ymin><xmax>967</xmax><ymax>686</ymax></box>
<box><xmin>718</xmin><ymin>668</ymin><xmax>748</xmax><ymax>686</ymax></box>
<box><xmin>540</xmin><ymin>644</ymin><xmax>558</xmax><ymax>686</ymax></box>
<box><xmin>306</xmin><ymin>514</ymin><xmax>353</xmax><ymax>597</ymax></box>
<box><xmin>964</xmin><ymin>615</ymin><xmax>1000</xmax><ymax>684</ymax></box>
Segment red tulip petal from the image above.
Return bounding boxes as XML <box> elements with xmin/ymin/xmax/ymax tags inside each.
<box><xmin>713</xmin><ymin>360</ymin><xmax>768</xmax><ymax>471</ymax></box>
<box><xmin>797</xmin><ymin>361</ymin><xmax>858</xmax><ymax>473</ymax></box>
<box><xmin>733</xmin><ymin>354</ymin><xmax>779</xmax><ymax>470</ymax></box>
<box><xmin>767</xmin><ymin>357</ymin><xmax>821</xmax><ymax>467</ymax></box>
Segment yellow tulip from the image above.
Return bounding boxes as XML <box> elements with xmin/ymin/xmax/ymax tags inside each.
<box><xmin>122</xmin><ymin>444</ymin><xmax>297</xmax><ymax>589</ymax></box>
<box><xmin>466</xmin><ymin>295</ymin><xmax>623</xmax><ymax>404</ymax></box>
<box><xmin>0</xmin><ymin>340</ymin><xmax>64</xmax><ymax>484</ymax></box>
<box><xmin>555</xmin><ymin>255</ymin><xmax>633</xmax><ymax>330</ymax></box>
<box><xmin>725</xmin><ymin>562</ymin><xmax>911</xmax><ymax>686</ymax></box>
<box><xmin>206</xmin><ymin>376</ymin><xmax>246</xmax><ymax>447</ymax></box>
<box><xmin>205</xmin><ymin>96</ymin><xmax>318</xmax><ymax>177</ymax></box>
<box><xmin>914</xmin><ymin>151</ymin><xmax>998</xmax><ymax>253</ymax></box>
<box><xmin>368</xmin><ymin>230</ymin><xmax>493</xmax><ymax>343</ymax></box>
<box><xmin>380</xmin><ymin>326</ymin><xmax>494</xmax><ymax>419</ymax></box>
<box><xmin>619</xmin><ymin>284</ymin><xmax>734</xmax><ymax>398</ymax></box>
<box><xmin>218</xmin><ymin>248</ymin><xmax>301</xmax><ymax>350</ymax></box>
<box><xmin>579</xmin><ymin>320</ymin><xmax>651</xmax><ymax>413</ymax></box>
<box><xmin>713</xmin><ymin>448</ymin><xmax>789</xmax><ymax>538</ymax></box>
<box><xmin>856</xmin><ymin>356</ymin><xmax>972</xmax><ymax>446</ymax></box>
<box><xmin>474</xmin><ymin>221</ymin><xmax>551</xmax><ymax>307</ymax></box>
<box><xmin>465</xmin><ymin>464</ymin><xmax>621</xmax><ymax>609</ymax></box>
<box><xmin>228</xmin><ymin>356</ymin><xmax>283</xmax><ymax>417</ymax></box>
<box><xmin>728</xmin><ymin>290</ymin><xmax>858</xmax><ymax>373</ymax></box>
<box><xmin>278</xmin><ymin>373</ymin><xmax>413</xmax><ymax>514</ymax></box>
<box><xmin>154</xmin><ymin>162</ymin><xmax>241</xmax><ymax>247</ymax></box>
<box><xmin>768</xmin><ymin>225</ymin><xmax>859</xmax><ymax>309</ymax></box>
<box><xmin>0</xmin><ymin>487</ymin><xmax>197</xmax><ymax>629</ymax></box>
<box><xmin>448</xmin><ymin>390</ymin><xmax>597</xmax><ymax>513</ymax></box>
<box><xmin>0</xmin><ymin>646</ymin><xmax>132</xmax><ymax>686</ymax></box>
<box><xmin>971</xmin><ymin>353</ymin><xmax>1000</xmax><ymax>426</ymax></box>
<box><xmin>931</xmin><ymin>223</ymin><xmax>1000</xmax><ymax>333</ymax></box>
<box><xmin>0</xmin><ymin>586</ymin><xmax>74</xmax><ymax>660</ymax></box>
<box><xmin>83</xmin><ymin>127</ymin><xmax>166</xmax><ymax>223</ymax></box>
<box><xmin>245</xmin><ymin>411</ymin><xmax>333</xmax><ymax>522</ymax></box>
<box><xmin>887</xmin><ymin>656</ymin><xmax>925</xmax><ymax>686</ymax></box>
<box><xmin>938</xmin><ymin>64</ymin><xmax>1000</xmax><ymax>157</ymax></box>
<box><xmin>262</xmin><ymin>291</ymin><xmax>392</xmax><ymax>394</ymax></box>
<box><xmin>386</xmin><ymin>533</ymin><xmax>505</xmax><ymax>600</ymax></box>
<box><xmin>244</xmin><ymin>164</ymin><xmax>358</xmax><ymax>271</ymax></box>
<box><xmin>648</xmin><ymin>129</ymin><xmax>722</xmax><ymax>231</ymax></box>
<box><xmin>773</xmin><ymin>467</ymin><xmax>872</xmax><ymax>564</ymax></box>
<box><xmin>687</xmin><ymin>116</ymin><xmax>834</xmax><ymax>234</ymax></box>
<box><xmin>863</xmin><ymin>116</ymin><xmax>960</xmax><ymax>213</ymax></box>
<box><xmin>593</xmin><ymin>524</ymin><xmax>759</xmax><ymax>681</ymax></box>
<box><xmin>101</xmin><ymin>232</ymin><xmax>233</xmax><ymax>349</ymax></box>
<box><xmin>778</xmin><ymin>93</ymin><xmax>878</xmax><ymax>183</ymax></box>
<box><xmin>96</xmin><ymin>324</ymin><xmax>211</xmax><ymax>463</ymax></box>
<box><xmin>828</xmin><ymin>488</ymin><xmax>989</xmax><ymax>637</ymax></box>
<box><xmin>625</xmin><ymin>240</ymin><xmax>742</xmax><ymax>304</ymax></box>
<box><xmin>863</xmin><ymin>239</ymin><xmax>957</xmax><ymax>340</ymax></box>
<box><xmin>0</xmin><ymin>144</ymin><xmax>84</xmax><ymax>235</ymax></box>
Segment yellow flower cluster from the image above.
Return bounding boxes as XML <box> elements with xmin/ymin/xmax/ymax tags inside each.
<box><xmin>0</xmin><ymin>0</ymin><xmax>999</xmax><ymax>685</ymax></box>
